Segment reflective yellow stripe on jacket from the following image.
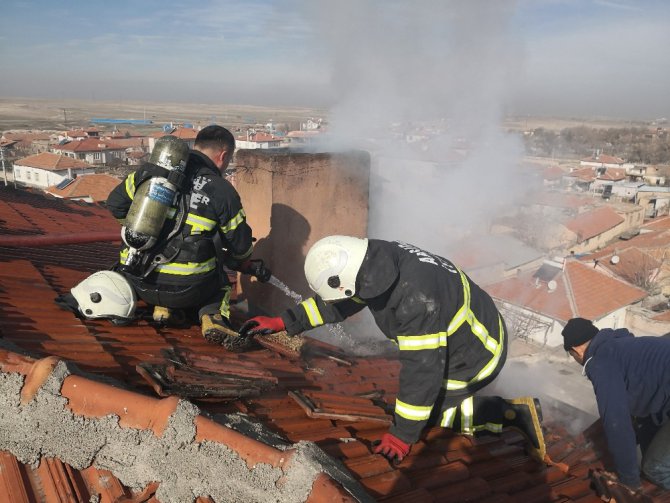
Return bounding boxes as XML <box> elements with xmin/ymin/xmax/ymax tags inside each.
<box><xmin>443</xmin><ymin>315</ymin><xmax>504</xmax><ymax>391</ymax></box>
<box><xmin>220</xmin><ymin>209</ymin><xmax>246</xmax><ymax>233</ymax></box>
<box><xmin>119</xmin><ymin>250</ymin><xmax>216</xmax><ymax>276</ymax></box>
<box><xmin>300</xmin><ymin>298</ymin><xmax>324</xmax><ymax>327</ymax></box>
<box><xmin>395</xmin><ymin>399</ymin><xmax>432</xmax><ymax>421</ymax></box>
<box><xmin>125</xmin><ymin>172</ymin><xmax>136</xmax><ymax>200</ymax></box>
<box><xmin>396</xmin><ymin>268</ymin><xmax>504</xmax><ymax>423</ymax></box>
<box><xmin>454</xmin><ymin>396</ymin><xmax>503</xmax><ymax>435</ymax></box>
<box><xmin>186</xmin><ymin>213</ymin><xmax>217</xmax><ymax>234</ymax></box>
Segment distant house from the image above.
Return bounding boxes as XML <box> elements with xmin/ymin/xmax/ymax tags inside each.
<box><xmin>236</xmin><ymin>131</ymin><xmax>283</xmax><ymax>150</ymax></box>
<box><xmin>563</xmin><ymin>205</ymin><xmax>643</xmax><ymax>254</ymax></box>
<box><xmin>2</xmin><ymin>131</ymin><xmax>57</xmax><ymax>154</ymax></box>
<box><xmin>125</xmin><ymin>150</ymin><xmax>149</xmax><ymax>166</ymax></box>
<box><xmin>611</xmin><ymin>181</ymin><xmax>645</xmax><ymax>201</ymax></box>
<box><xmin>580</xmin><ymin>153</ymin><xmax>625</xmax><ymax>169</ymax></box>
<box><xmin>58</xmin><ymin>128</ymin><xmax>100</xmax><ymax>142</ymax></box>
<box><xmin>51</xmin><ymin>138</ymin><xmax>126</xmax><ymax>166</ymax></box>
<box><xmin>13</xmin><ymin>152</ymin><xmax>95</xmax><ymax>189</ymax></box>
<box><xmin>636</xmin><ymin>185</ymin><xmax>670</xmax><ymax>218</ymax></box>
<box><xmin>44</xmin><ymin>173</ymin><xmax>120</xmax><ymax>203</ymax></box>
<box><xmin>628</xmin><ymin>165</ymin><xmax>667</xmax><ymax>186</ymax></box>
<box><xmin>284</xmin><ymin>130</ymin><xmax>322</xmax><ymax>146</ymax></box>
<box><xmin>487</xmin><ymin>258</ymin><xmax>647</xmax><ymax>347</ymax></box>
<box><xmin>149</xmin><ymin>128</ymin><xmax>198</xmax><ymax>151</ymax></box>
<box><xmin>563</xmin><ymin>167</ymin><xmax>596</xmax><ymax>192</ymax></box>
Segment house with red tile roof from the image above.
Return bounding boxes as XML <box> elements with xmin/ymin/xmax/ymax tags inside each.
<box><xmin>51</xmin><ymin>138</ymin><xmax>127</xmax><ymax>166</ymax></box>
<box><xmin>45</xmin><ymin>173</ymin><xmax>121</xmax><ymax>203</ymax></box>
<box><xmin>487</xmin><ymin>258</ymin><xmax>647</xmax><ymax>347</ymax></box>
<box><xmin>563</xmin><ymin>166</ymin><xmax>597</xmax><ymax>192</ymax></box>
<box><xmin>13</xmin><ymin>152</ymin><xmax>95</xmax><ymax>189</ymax></box>
<box><xmin>563</xmin><ymin>206</ymin><xmax>628</xmax><ymax>253</ymax></box>
<box><xmin>59</xmin><ymin>127</ymin><xmax>101</xmax><ymax>142</ymax></box>
<box><xmin>285</xmin><ymin>129</ymin><xmax>322</xmax><ymax>146</ymax></box>
<box><xmin>574</xmin><ymin>216</ymin><xmax>670</xmax><ymax>332</ymax></box>
<box><xmin>2</xmin><ymin>131</ymin><xmax>58</xmax><ymax>154</ymax></box>
<box><xmin>237</xmin><ymin>131</ymin><xmax>283</xmax><ymax>149</ymax></box>
<box><xmin>0</xmin><ymin>185</ymin><xmax>668</xmax><ymax>502</ymax></box>
<box><xmin>580</xmin><ymin>153</ymin><xmax>625</xmax><ymax>168</ymax></box>
<box><xmin>507</xmin><ymin>192</ymin><xmax>642</xmax><ymax>254</ymax></box>
<box><xmin>149</xmin><ymin>128</ymin><xmax>199</xmax><ymax>150</ymax></box>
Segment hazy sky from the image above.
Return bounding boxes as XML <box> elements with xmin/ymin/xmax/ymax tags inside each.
<box><xmin>1</xmin><ymin>0</ymin><xmax>668</xmax><ymax>120</ymax></box>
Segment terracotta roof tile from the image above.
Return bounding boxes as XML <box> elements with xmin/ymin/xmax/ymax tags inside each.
<box><xmin>487</xmin><ymin>260</ymin><xmax>646</xmax><ymax>322</ymax></box>
<box><xmin>45</xmin><ymin>173</ymin><xmax>121</xmax><ymax>202</ymax></box>
<box><xmin>14</xmin><ymin>152</ymin><xmax>93</xmax><ymax>171</ymax></box>
<box><xmin>0</xmin><ymin>187</ymin><xmax>666</xmax><ymax>502</ymax></box>
<box><xmin>597</xmin><ymin>167</ymin><xmax>626</xmax><ymax>181</ymax></box>
<box><xmin>567</xmin><ymin>167</ymin><xmax>597</xmax><ymax>181</ymax></box>
<box><xmin>55</xmin><ymin>137</ymin><xmax>126</xmax><ymax>152</ymax></box>
<box><xmin>153</xmin><ymin>128</ymin><xmax>199</xmax><ymax>139</ymax></box>
<box><xmin>564</xmin><ymin>206</ymin><xmax>624</xmax><ymax>242</ymax></box>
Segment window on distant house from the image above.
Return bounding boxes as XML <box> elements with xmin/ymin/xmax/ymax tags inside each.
<box><xmin>35</xmin><ymin>172</ymin><xmax>40</xmax><ymax>182</ymax></box>
<box><xmin>26</xmin><ymin>171</ymin><xmax>31</xmax><ymax>180</ymax></box>
<box><xmin>14</xmin><ymin>168</ymin><xmax>20</xmax><ymax>178</ymax></box>
<box><xmin>94</xmin><ymin>152</ymin><xmax>101</xmax><ymax>160</ymax></box>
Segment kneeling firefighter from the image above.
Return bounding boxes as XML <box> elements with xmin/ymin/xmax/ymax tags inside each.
<box><xmin>240</xmin><ymin>236</ymin><xmax>547</xmax><ymax>463</ymax></box>
<box><xmin>98</xmin><ymin>127</ymin><xmax>270</xmax><ymax>350</ymax></box>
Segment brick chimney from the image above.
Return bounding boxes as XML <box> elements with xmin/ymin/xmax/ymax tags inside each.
<box><xmin>233</xmin><ymin>150</ymin><xmax>370</xmax><ymax>314</ymax></box>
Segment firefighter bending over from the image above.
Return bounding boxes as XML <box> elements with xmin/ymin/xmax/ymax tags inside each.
<box><xmin>104</xmin><ymin>126</ymin><xmax>269</xmax><ymax>350</ymax></box>
<box><xmin>240</xmin><ymin>236</ymin><xmax>546</xmax><ymax>463</ymax></box>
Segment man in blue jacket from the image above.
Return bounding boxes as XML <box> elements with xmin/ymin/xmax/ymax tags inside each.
<box><xmin>562</xmin><ymin>318</ymin><xmax>670</xmax><ymax>491</ymax></box>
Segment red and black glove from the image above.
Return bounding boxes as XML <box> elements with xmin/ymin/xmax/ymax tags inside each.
<box><xmin>239</xmin><ymin>316</ymin><xmax>285</xmax><ymax>337</ymax></box>
<box><xmin>372</xmin><ymin>432</ymin><xmax>411</xmax><ymax>465</ymax></box>
<box><xmin>239</xmin><ymin>259</ymin><xmax>272</xmax><ymax>283</ymax></box>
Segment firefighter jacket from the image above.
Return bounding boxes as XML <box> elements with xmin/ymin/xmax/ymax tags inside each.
<box><xmin>280</xmin><ymin>239</ymin><xmax>507</xmax><ymax>443</ymax></box>
<box><xmin>106</xmin><ymin>150</ymin><xmax>253</xmax><ymax>286</ymax></box>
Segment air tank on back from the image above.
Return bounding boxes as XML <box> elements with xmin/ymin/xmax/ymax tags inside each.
<box><xmin>120</xmin><ymin>135</ymin><xmax>190</xmax><ymax>273</ymax></box>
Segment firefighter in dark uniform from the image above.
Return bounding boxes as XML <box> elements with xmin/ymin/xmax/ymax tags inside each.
<box><xmin>107</xmin><ymin>126</ymin><xmax>269</xmax><ymax>350</ymax></box>
<box><xmin>240</xmin><ymin>235</ymin><xmax>545</xmax><ymax>463</ymax></box>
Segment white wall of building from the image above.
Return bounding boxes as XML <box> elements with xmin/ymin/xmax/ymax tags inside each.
<box><xmin>12</xmin><ymin>164</ymin><xmax>95</xmax><ymax>189</ymax></box>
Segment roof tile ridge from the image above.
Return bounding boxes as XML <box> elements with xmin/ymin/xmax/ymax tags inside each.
<box><xmin>562</xmin><ymin>261</ymin><xmax>579</xmax><ymax>318</ymax></box>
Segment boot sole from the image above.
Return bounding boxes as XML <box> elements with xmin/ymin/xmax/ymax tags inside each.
<box><xmin>203</xmin><ymin>325</ymin><xmax>251</xmax><ymax>352</ymax></box>
<box><xmin>508</xmin><ymin>396</ymin><xmax>547</xmax><ymax>461</ymax></box>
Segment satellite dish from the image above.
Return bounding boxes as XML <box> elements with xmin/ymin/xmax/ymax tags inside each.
<box><xmin>547</xmin><ymin>280</ymin><xmax>557</xmax><ymax>292</ymax></box>
<box><xmin>611</xmin><ymin>255</ymin><xmax>620</xmax><ymax>265</ymax></box>
<box><xmin>162</xmin><ymin>124</ymin><xmax>172</xmax><ymax>132</ymax></box>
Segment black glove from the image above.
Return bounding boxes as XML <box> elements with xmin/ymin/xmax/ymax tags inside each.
<box><xmin>240</xmin><ymin>259</ymin><xmax>272</xmax><ymax>283</ymax></box>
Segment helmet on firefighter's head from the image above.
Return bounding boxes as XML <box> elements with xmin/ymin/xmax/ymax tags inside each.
<box><xmin>70</xmin><ymin>271</ymin><xmax>136</xmax><ymax>322</ymax></box>
<box><xmin>149</xmin><ymin>135</ymin><xmax>190</xmax><ymax>171</ymax></box>
<box><xmin>304</xmin><ymin>235</ymin><xmax>369</xmax><ymax>302</ymax></box>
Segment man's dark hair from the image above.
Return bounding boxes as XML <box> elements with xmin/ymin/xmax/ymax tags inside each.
<box><xmin>194</xmin><ymin>125</ymin><xmax>236</xmax><ymax>152</ymax></box>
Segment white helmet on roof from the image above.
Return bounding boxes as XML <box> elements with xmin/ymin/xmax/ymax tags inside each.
<box><xmin>70</xmin><ymin>271</ymin><xmax>137</xmax><ymax>322</ymax></box>
<box><xmin>304</xmin><ymin>235</ymin><xmax>369</xmax><ymax>302</ymax></box>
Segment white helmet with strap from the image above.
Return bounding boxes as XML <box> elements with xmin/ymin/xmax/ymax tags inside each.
<box><xmin>70</xmin><ymin>271</ymin><xmax>136</xmax><ymax>321</ymax></box>
<box><xmin>304</xmin><ymin>235</ymin><xmax>369</xmax><ymax>301</ymax></box>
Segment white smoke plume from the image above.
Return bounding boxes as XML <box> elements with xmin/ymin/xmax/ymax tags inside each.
<box><xmin>301</xmin><ymin>0</ymin><xmax>535</xmax><ymax>254</ymax></box>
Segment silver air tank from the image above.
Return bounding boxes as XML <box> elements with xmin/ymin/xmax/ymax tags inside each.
<box><xmin>121</xmin><ymin>135</ymin><xmax>190</xmax><ymax>272</ymax></box>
